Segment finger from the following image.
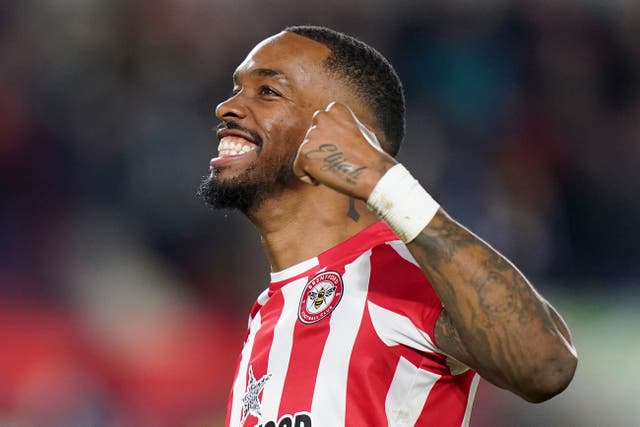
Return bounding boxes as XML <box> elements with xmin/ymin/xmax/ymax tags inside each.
<box><xmin>325</xmin><ymin>101</ymin><xmax>338</xmax><ymax>112</ymax></box>
<box><xmin>311</xmin><ymin>108</ymin><xmax>323</xmax><ymax>123</ymax></box>
<box><xmin>293</xmin><ymin>125</ymin><xmax>316</xmax><ymax>172</ymax></box>
<box><xmin>325</xmin><ymin>101</ymin><xmax>354</xmax><ymax>118</ymax></box>
<box><xmin>333</xmin><ymin>103</ymin><xmax>383</xmax><ymax>152</ymax></box>
<box><xmin>293</xmin><ymin>142</ymin><xmax>318</xmax><ymax>186</ymax></box>
<box><xmin>298</xmin><ymin>174</ymin><xmax>319</xmax><ymax>186</ymax></box>
<box><xmin>357</xmin><ymin>121</ymin><xmax>384</xmax><ymax>152</ymax></box>
<box><xmin>292</xmin><ymin>138</ymin><xmax>307</xmax><ymax>178</ymax></box>
<box><xmin>293</xmin><ymin>130</ymin><xmax>319</xmax><ymax>185</ymax></box>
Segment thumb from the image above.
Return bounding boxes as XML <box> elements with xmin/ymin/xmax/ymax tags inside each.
<box><xmin>293</xmin><ymin>138</ymin><xmax>319</xmax><ymax>186</ymax></box>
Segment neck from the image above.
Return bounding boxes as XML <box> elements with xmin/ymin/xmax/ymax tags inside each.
<box><xmin>247</xmin><ymin>186</ymin><xmax>379</xmax><ymax>272</ymax></box>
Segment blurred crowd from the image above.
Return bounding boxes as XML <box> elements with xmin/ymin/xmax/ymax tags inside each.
<box><xmin>1</xmin><ymin>0</ymin><xmax>638</xmax><ymax>426</ymax></box>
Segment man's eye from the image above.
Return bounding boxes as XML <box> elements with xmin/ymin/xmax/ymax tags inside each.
<box><xmin>259</xmin><ymin>86</ymin><xmax>280</xmax><ymax>96</ymax></box>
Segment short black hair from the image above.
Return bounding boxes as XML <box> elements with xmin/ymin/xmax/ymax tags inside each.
<box><xmin>285</xmin><ymin>25</ymin><xmax>405</xmax><ymax>157</ymax></box>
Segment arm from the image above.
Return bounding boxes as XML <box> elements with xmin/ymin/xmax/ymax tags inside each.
<box><xmin>416</xmin><ymin>209</ymin><xmax>576</xmax><ymax>402</ymax></box>
<box><xmin>294</xmin><ymin>102</ymin><xmax>577</xmax><ymax>402</ymax></box>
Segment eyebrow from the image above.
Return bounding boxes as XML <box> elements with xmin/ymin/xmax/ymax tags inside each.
<box><xmin>232</xmin><ymin>67</ymin><xmax>291</xmax><ymax>87</ymax></box>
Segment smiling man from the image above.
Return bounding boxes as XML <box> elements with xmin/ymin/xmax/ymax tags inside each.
<box><xmin>199</xmin><ymin>26</ymin><xmax>577</xmax><ymax>427</ymax></box>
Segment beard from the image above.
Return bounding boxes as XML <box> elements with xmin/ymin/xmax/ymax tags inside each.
<box><xmin>197</xmin><ymin>149</ymin><xmax>299</xmax><ymax>214</ymax></box>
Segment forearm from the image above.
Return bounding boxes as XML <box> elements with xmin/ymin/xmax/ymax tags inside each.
<box><xmin>408</xmin><ymin>209</ymin><xmax>577</xmax><ymax>401</ymax></box>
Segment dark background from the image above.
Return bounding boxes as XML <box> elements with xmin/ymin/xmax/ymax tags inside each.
<box><xmin>1</xmin><ymin>0</ymin><xmax>638</xmax><ymax>426</ymax></box>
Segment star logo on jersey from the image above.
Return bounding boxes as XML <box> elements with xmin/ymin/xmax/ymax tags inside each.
<box><xmin>240</xmin><ymin>365</ymin><xmax>271</xmax><ymax>425</ymax></box>
<box><xmin>298</xmin><ymin>271</ymin><xmax>344</xmax><ymax>324</ymax></box>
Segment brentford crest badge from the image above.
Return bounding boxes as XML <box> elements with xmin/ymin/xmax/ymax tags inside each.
<box><xmin>298</xmin><ymin>271</ymin><xmax>344</xmax><ymax>324</ymax></box>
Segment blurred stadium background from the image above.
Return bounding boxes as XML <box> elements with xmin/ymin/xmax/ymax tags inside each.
<box><xmin>1</xmin><ymin>0</ymin><xmax>639</xmax><ymax>426</ymax></box>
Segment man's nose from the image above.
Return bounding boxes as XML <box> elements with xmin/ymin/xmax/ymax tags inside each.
<box><xmin>215</xmin><ymin>94</ymin><xmax>247</xmax><ymax>122</ymax></box>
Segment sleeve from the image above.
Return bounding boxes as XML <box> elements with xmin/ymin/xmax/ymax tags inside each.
<box><xmin>366</xmin><ymin>241</ymin><xmax>448</xmax><ymax>360</ymax></box>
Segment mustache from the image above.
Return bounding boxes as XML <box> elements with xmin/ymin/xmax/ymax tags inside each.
<box><xmin>216</xmin><ymin>122</ymin><xmax>263</xmax><ymax>146</ymax></box>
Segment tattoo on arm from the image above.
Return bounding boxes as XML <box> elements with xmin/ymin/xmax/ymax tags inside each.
<box><xmin>409</xmin><ymin>209</ymin><xmax>575</xmax><ymax>395</ymax></box>
<box><xmin>434</xmin><ymin>310</ymin><xmax>471</xmax><ymax>363</ymax></box>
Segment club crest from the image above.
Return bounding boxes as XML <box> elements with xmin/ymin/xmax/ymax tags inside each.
<box><xmin>298</xmin><ymin>271</ymin><xmax>343</xmax><ymax>324</ymax></box>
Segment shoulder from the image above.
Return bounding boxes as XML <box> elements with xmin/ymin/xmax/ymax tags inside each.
<box><xmin>367</xmin><ymin>240</ymin><xmax>434</xmax><ymax>294</ymax></box>
<box><xmin>364</xmin><ymin>241</ymin><xmax>443</xmax><ymax>324</ymax></box>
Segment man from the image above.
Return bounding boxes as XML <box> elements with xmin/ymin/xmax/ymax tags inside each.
<box><xmin>199</xmin><ymin>26</ymin><xmax>577</xmax><ymax>427</ymax></box>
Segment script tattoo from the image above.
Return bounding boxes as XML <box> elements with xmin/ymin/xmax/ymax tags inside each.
<box><xmin>304</xmin><ymin>144</ymin><xmax>367</xmax><ymax>184</ymax></box>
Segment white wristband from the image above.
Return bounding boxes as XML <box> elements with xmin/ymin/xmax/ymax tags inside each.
<box><xmin>366</xmin><ymin>164</ymin><xmax>440</xmax><ymax>243</ymax></box>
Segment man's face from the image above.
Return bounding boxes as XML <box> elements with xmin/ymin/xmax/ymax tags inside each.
<box><xmin>199</xmin><ymin>32</ymin><xmax>335</xmax><ymax>213</ymax></box>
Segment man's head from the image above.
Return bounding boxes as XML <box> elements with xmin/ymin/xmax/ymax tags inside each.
<box><xmin>284</xmin><ymin>26</ymin><xmax>405</xmax><ymax>156</ymax></box>
<box><xmin>199</xmin><ymin>26</ymin><xmax>405</xmax><ymax>213</ymax></box>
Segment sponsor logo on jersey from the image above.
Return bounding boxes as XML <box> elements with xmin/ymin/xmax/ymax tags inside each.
<box><xmin>257</xmin><ymin>412</ymin><xmax>312</xmax><ymax>427</ymax></box>
<box><xmin>298</xmin><ymin>271</ymin><xmax>343</xmax><ymax>324</ymax></box>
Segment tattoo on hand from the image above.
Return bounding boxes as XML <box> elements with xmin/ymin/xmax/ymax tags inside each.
<box><xmin>304</xmin><ymin>144</ymin><xmax>367</xmax><ymax>184</ymax></box>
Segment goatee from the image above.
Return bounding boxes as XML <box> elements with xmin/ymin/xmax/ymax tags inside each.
<box><xmin>197</xmin><ymin>155</ymin><xmax>299</xmax><ymax>214</ymax></box>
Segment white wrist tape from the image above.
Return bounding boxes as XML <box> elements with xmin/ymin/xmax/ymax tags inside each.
<box><xmin>367</xmin><ymin>164</ymin><xmax>440</xmax><ymax>243</ymax></box>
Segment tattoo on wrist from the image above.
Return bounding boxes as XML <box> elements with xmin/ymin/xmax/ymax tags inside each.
<box><xmin>304</xmin><ymin>144</ymin><xmax>367</xmax><ymax>184</ymax></box>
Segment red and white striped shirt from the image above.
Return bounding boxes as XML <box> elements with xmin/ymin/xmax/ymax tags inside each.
<box><xmin>226</xmin><ymin>222</ymin><xmax>478</xmax><ymax>427</ymax></box>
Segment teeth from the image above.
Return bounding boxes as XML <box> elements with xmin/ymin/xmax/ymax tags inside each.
<box><xmin>217</xmin><ymin>136</ymin><xmax>257</xmax><ymax>157</ymax></box>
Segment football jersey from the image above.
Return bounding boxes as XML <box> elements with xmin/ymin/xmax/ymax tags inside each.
<box><xmin>226</xmin><ymin>221</ymin><xmax>478</xmax><ymax>427</ymax></box>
